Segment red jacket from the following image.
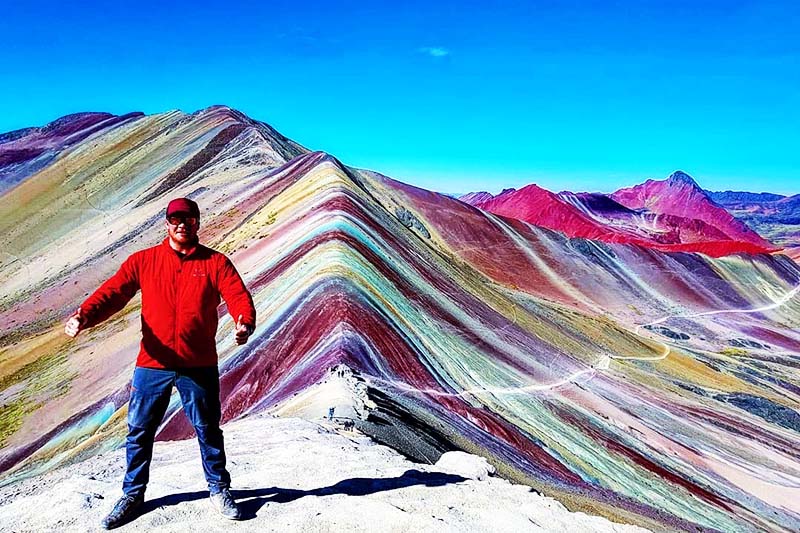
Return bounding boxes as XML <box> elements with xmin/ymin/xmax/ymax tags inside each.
<box><xmin>81</xmin><ymin>237</ymin><xmax>256</xmax><ymax>368</ymax></box>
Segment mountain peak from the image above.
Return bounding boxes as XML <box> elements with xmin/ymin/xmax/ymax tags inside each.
<box><xmin>666</xmin><ymin>170</ymin><xmax>700</xmax><ymax>188</ymax></box>
<box><xmin>195</xmin><ymin>104</ymin><xmax>250</xmax><ymax>122</ymax></box>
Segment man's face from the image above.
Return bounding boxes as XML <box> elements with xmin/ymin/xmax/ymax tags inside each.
<box><xmin>165</xmin><ymin>213</ymin><xmax>199</xmax><ymax>245</ymax></box>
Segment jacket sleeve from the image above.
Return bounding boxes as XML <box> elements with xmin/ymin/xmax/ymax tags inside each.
<box><xmin>217</xmin><ymin>256</ymin><xmax>256</xmax><ymax>329</ymax></box>
<box><xmin>80</xmin><ymin>254</ymin><xmax>141</xmax><ymax>329</ymax></box>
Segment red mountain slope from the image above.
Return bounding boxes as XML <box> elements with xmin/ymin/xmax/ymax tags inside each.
<box><xmin>460</xmin><ymin>172</ymin><xmax>779</xmax><ymax>257</ymax></box>
<box><xmin>470</xmin><ymin>184</ymin><xmax>622</xmax><ymax>241</ymax></box>
<box><xmin>611</xmin><ymin>171</ymin><xmax>777</xmax><ymax>251</ymax></box>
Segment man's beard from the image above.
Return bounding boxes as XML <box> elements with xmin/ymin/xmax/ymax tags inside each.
<box><xmin>173</xmin><ymin>232</ymin><xmax>199</xmax><ymax>245</ymax></box>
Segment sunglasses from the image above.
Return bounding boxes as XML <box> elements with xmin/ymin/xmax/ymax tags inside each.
<box><xmin>166</xmin><ymin>215</ymin><xmax>198</xmax><ymax>226</ymax></box>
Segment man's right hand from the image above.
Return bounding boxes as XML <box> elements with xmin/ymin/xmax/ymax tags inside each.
<box><xmin>65</xmin><ymin>307</ymin><xmax>86</xmax><ymax>338</ymax></box>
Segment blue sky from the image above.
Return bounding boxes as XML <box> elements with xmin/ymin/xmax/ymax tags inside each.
<box><xmin>1</xmin><ymin>1</ymin><xmax>798</xmax><ymax>194</ymax></box>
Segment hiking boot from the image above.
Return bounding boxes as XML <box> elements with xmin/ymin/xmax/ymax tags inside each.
<box><xmin>101</xmin><ymin>493</ymin><xmax>144</xmax><ymax>529</ymax></box>
<box><xmin>209</xmin><ymin>488</ymin><xmax>242</xmax><ymax>520</ymax></box>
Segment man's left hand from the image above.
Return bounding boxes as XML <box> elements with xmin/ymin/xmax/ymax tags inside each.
<box><xmin>235</xmin><ymin>314</ymin><xmax>254</xmax><ymax>345</ymax></box>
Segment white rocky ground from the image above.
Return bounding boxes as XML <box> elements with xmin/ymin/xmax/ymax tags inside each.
<box><xmin>0</xmin><ymin>414</ymin><xmax>651</xmax><ymax>533</ymax></box>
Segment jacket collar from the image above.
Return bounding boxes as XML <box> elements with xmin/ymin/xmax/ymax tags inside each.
<box><xmin>161</xmin><ymin>236</ymin><xmax>200</xmax><ymax>259</ymax></box>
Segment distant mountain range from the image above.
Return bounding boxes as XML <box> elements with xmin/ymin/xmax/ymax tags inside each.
<box><xmin>460</xmin><ymin>170</ymin><xmax>799</xmax><ymax>260</ymax></box>
<box><xmin>1</xmin><ymin>107</ymin><xmax>799</xmax><ymax>532</ymax></box>
<box><xmin>704</xmin><ymin>189</ymin><xmax>800</xmax><ymax>259</ymax></box>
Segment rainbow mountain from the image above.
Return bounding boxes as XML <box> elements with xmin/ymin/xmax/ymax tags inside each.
<box><xmin>1</xmin><ymin>106</ymin><xmax>799</xmax><ymax>532</ymax></box>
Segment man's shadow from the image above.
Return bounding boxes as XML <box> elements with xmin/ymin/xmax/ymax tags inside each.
<box><xmin>141</xmin><ymin>469</ymin><xmax>468</xmax><ymax>519</ymax></box>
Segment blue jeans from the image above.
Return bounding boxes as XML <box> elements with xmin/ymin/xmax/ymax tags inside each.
<box><xmin>123</xmin><ymin>366</ymin><xmax>231</xmax><ymax>497</ymax></box>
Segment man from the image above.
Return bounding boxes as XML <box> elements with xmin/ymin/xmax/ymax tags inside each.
<box><xmin>64</xmin><ymin>197</ymin><xmax>256</xmax><ymax>529</ymax></box>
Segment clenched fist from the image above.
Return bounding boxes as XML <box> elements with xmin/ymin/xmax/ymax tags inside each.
<box><xmin>235</xmin><ymin>314</ymin><xmax>254</xmax><ymax>345</ymax></box>
<box><xmin>65</xmin><ymin>307</ymin><xmax>87</xmax><ymax>338</ymax></box>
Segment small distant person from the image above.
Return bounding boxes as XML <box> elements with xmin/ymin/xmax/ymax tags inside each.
<box><xmin>64</xmin><ymin>198</ymin><xmax>256</xmax><ymax>529</ymax></box>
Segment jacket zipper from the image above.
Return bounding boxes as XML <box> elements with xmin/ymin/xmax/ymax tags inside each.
<box><xmin>174</xmin><ymin>256</ymin><xmax>182</xmax><ymax>352</ymax></box>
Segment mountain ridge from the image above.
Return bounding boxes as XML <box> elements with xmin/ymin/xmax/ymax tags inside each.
<box><xmin>1</xmin><ymin>106</ymin><xmax>799</xmax><ymax>531</ymax></box>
